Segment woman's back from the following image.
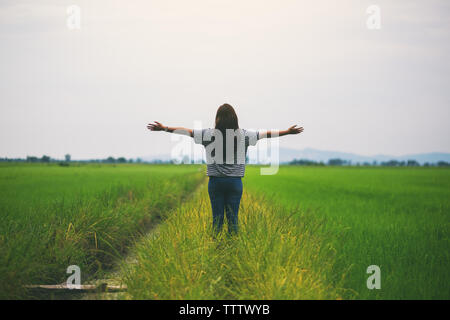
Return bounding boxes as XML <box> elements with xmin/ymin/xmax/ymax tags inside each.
<box><xmin>146</xmin><ymin>102</ymin><xmax>303</xmax><ymax>235</ymax></box>
<box><xmin>193</xmin><ymin>128</ymin><xmax>260</xmax><ymax>177</ymax></box>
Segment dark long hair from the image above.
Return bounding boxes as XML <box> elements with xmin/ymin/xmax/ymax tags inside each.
<box><xmin>215</xmin><ymin>103</ymin><xmax>239</xmax><ymax>132</ymax></box>
<box><xmin>214</xmin><ymin>103</ymin><xmax>239</xmax><ymax>164</ymax></box>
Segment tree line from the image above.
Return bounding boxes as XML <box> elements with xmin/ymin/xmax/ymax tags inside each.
<box><xmin>289</xmin><ymin>158</ymin><xmax>450</xmax><ymax>167</ymax></box>
<box><xmin>0</xmin><ymin>155</ymin><xmax>449</xmax><ymax>167</ymax></box>
<box><xmin>0</xmin><ymin>154</ymin><xmax>137</xmax><ymax>165</ymax></box>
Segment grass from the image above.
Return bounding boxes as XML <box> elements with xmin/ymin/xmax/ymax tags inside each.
<box><xmin>243</xmin><ymin>166</ymin><xmax>450</xmax><ymax>299</ymax></box>
<box><xmin>0</xmin><ymin>163</ymin><xmax>204</xmax><ymax>299</ymax></box>
<box><xmin>121</xmin><ymin>166</ymin><xmax>449</xmax><ymax>300</ymax></box>
<box><xmin>123</xmin><ymin>184</ymin><xmax>343</xmax><ymax>299</ymax></box>
<box><xmin>1</xmin><ymin>164</ymin><xmax>448</xmax><ymax>299</ymax></box>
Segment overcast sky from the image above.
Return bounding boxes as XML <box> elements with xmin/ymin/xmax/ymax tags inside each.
<box><xmin>0</xmin><ymin>0</ymin><xmax>449</xmax><ymax>159</ymax></box>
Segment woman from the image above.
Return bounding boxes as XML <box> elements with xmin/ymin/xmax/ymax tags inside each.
<box><xmin>147</xmin><ymin>103</ymin><xmax>303</xmax><ymax>234</ymax></box>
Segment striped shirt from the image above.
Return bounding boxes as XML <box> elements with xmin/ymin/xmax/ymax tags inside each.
<box><xmin>193</xmin><ymin>128</ymin><xmax>260</xmax><ymax>177</ymax></box>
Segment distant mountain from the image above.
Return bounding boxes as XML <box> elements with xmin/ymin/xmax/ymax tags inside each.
<box><xmin>278</xmin><ymin>148</ymin><xmax>450</xmax><ymax>165</ymax></box>
<box><xmin>140</xmin><ymin>148</ymin><xmax>450</xmax><ymax>165</ymax></box>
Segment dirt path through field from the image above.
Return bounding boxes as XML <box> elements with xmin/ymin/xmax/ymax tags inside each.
<box><xmin>80</xmin><ymin>181</ymin><xmax>207</xmax><ymax>300</ymax></box>
<box><xmin>80</xmin><ymin>176</ymin><xmax>338</xmax><ymax>299</ymax></box>
<box><xmin>119</xmin><ymin>182</ymin><xmax>339</xmax><ymax>299</ymax></box>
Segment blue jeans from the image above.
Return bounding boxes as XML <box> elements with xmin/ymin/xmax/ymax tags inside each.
<box><xmin>208</xmin><ymin>176</ymin><xmax>243</xmax><ymax>234</ymax></box>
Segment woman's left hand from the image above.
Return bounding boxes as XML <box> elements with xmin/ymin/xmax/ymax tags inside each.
<box><xmin>147</xmin><ymin>121</ymin><xmax>167</xmax><ymax>131</ymax></box>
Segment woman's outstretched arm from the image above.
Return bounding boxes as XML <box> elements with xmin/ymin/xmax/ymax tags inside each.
<box><xmin>147</xmin><ymin>121</ymin><xmax>193</xmax><ymax>137</ymax></box>
<box><xmin>259</xmin><ymin>125</ymin><xmax>304</xmax><ymax>139</ymax></box>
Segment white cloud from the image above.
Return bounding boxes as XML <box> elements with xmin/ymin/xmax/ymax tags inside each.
<box><xmin>0</xmin><ymin>0</ymin><xmax>449</xmax><ymax>159</ymax></box>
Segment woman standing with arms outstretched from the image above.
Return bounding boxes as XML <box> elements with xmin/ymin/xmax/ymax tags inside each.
<box><xmin>147</xmin><ymin>103</ymin><xmax>303</xmax><ymax>234</ymax></box>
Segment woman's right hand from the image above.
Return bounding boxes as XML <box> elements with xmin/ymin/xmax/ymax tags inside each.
<box><xmin>287</xmin><ymin>125</ymin><xmax>304</xmax><ymax>135</ymax></box>
<box><xmin>147</xmin><ymin>121</ymin><xmax>167</xmax><ymax>131</ymax></box>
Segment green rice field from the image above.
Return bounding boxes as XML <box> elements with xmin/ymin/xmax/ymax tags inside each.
<box><xmin>0</xmin><ymin>163</ymin><xmax>448</xmax><ymax>299</ymax></box>
<box><xmin>0</xmin><ymin>163</ymin><xmax>204</xmax><ymax>299</ymax></box>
